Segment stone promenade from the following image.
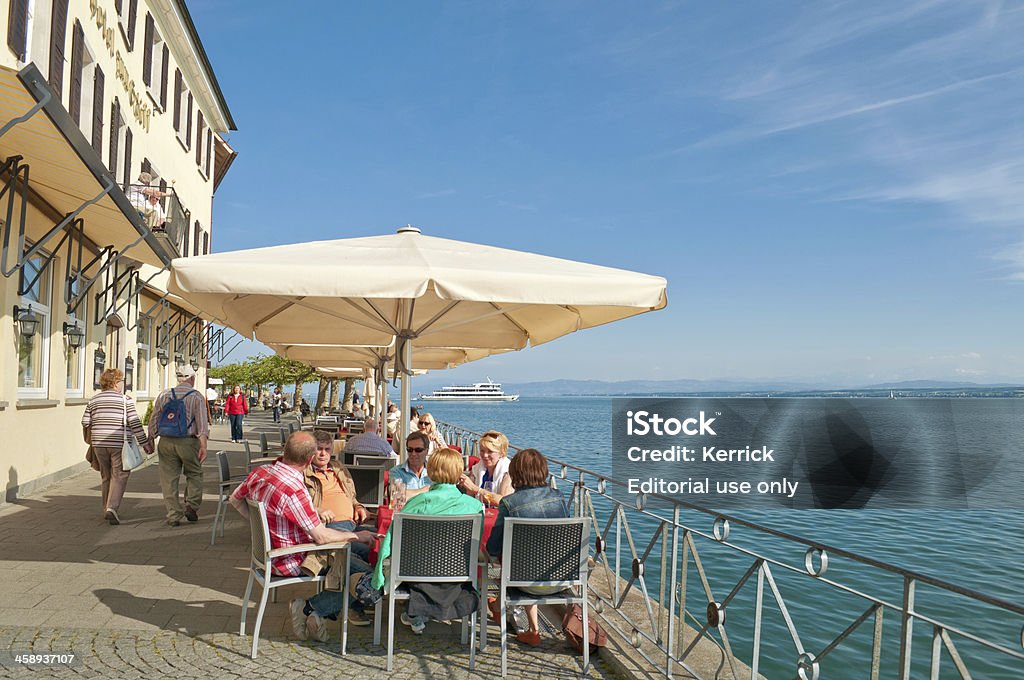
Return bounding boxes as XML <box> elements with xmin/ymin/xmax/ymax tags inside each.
<box><xmin>0</xmin><ymin>412</ymin><xmax>618</xmax><ymax>678</ymax></box>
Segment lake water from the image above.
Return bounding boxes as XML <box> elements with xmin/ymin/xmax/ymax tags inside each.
<box><xmin>417</xmin><ymin>397</ymin><xmax>1023</xmax><ymax>679</ymax></box>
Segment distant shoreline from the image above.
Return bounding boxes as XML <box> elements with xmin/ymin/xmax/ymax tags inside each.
<box><xmin>500</xmin><ymin>387</ymin><xmax>1024</xmax><ymax>399</ymax></box>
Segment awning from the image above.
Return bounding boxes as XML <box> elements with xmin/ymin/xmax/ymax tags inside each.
<box><xmin>0</xmin><ymin>64</ymin><xmax>170</xmax><ymax>268</ymax></box>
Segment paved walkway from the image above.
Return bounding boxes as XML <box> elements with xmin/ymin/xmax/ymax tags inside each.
<box><xmin>0</xmin><ymin>412</ymin><xmax>619</xmax><ymax>678</ymax></box>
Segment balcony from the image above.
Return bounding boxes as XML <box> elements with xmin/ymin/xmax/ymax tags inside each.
<box><xmin>124</xmin><ymin>183</ymin><xmax>190</xmax><ymax>260</ymax></box>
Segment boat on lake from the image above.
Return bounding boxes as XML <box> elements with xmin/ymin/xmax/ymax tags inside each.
<box><xmin>417</xmin><ymin>378</ymin><xmax>519</xmax><ymax>402</ymax></box>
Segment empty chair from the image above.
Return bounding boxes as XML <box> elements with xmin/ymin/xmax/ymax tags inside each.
<box><xmin>244</xmin><ymin>439</ymin><xmax>275</xmax><ymax>469</ymax></box>
<box><xmin>278</xmin><ymin>428</ymin><xmax>288</xmax><ymax>446</ymax></box>
<box><xmin>239</xmin><ymin>499</ymin><xmax>352</xmax><ymax>658</ymax></box>
<box><xmin>346</xmin><ymin>465</ymin><xmax>387</xmax><ymax>509</ymax></box>
<box><xmin>211</xmin><ymin>451</ymin><xmax>247</xmax><ymax>545</ymax></box>
<box><xmin>491</xmin><ymin>517</ymin><xmax>592</xmax><ymax>676</ymax></box>
<box><xmin>374</xmin><ymin>513</ymin><xmax>484</xmax><ymax>671</ymax></box>
<box><xmin>352</xmin><ymin>454</ymin><xmax>396</xmax><ymax>470</ymax></box>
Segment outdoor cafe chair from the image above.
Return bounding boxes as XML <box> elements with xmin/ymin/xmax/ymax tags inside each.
<box><xmin>491</xmin><ymin>517</ymin><xmax>592</xmax><ymax>677</ymax></box>
<box><xmin>372</xmin><ymin>513</ymin><xmax>484</xmax><ymax>671</ymax></box>
<box><xmin>352</xmin><ymin>454</ymin><xmax>397</xmax><ymax>470</ymax></box>
<box><xmin>278</xmin><ymin>428</ymin><xmax>288</xmax><ymax>446</ymax></box>
<box><xmin>240</xmin><ymin>499</ymin><xmax>353</xmax><ymax>659</ymax></box>
<box><xmin>347</xmin><ymin>465</ymin><xmax>387</xmax><ymax>509</ymax></box>
<box><xmin>210</xmin><ymin>451</ymin><xmax>247</xmax><ymax>545</ymax></box>
<box><xmin>244</xmin><ymin>439</ymin><xmax>276</xmax><ymax>469</ymax></box>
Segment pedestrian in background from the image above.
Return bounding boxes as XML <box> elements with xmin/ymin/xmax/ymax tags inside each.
<box><xmin>225</xmin><ymin>384</ymin><xmax>248</xmax><ymax>443</ymax></box>
<box><xmin>81</xmin><ymin>368</ymin><xmax>152</xmax><ymax>525</ymax></box>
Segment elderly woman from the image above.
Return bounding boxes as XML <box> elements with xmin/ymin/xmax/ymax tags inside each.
<box><xmin>417</xmin><ymin>412</ymin><xmax>447</xmax><ymax>452</ymax></box>
<box><xmin>484</xmin><ymin>448</ymin><xmax>567</xmax><ymax>645</ymax></box>
<box><xmin>458</xmin><ymin>430</ymin><xmax>514</xmax><ymax>507</ymax></box>
<box><xmin>81</xmin><ymin>368</ymin><xmax>152</xmax><ymax>525</ymax></box>
<box><xmin>372</xmin><ymin>448</ymin><xmax>484</xmax><ymax>634</ymax></box>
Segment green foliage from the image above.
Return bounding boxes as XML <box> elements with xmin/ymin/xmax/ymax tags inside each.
<box><xmin>143</xmin><ymin>401</ymin><xmax>154</xmax><ymax>425</ymax></box>
<box><xmin>209</xmin><ymin>353</ymin><xmax>317</xmax><ymax>392</ymax></box>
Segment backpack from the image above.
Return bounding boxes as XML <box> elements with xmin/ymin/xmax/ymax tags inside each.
<box><xmin>156</xmin><ymin>388</ymin><xmax>197</xmax><ymax>438</ymax></box>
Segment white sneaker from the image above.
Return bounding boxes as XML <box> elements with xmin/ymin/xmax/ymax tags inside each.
<box><xmin>400</xmin><ymin>612</ymin><xmax>426</xmax><ymax>635</ymax></box>
<box><xmin>104</xmin><ymin>508</ymin><xmax>120</xmax><ymax>525</ymax></box>
<box><xmin>289</xmin><ymin>599</ymin><xmax>308</xmax><ymax>641</ymax></box>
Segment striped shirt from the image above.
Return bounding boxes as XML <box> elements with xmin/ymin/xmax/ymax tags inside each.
<box><xmin>231</xmin><ymin>461</ymin><xmax>322</xmax><ymax>576</ymax></box>
<box><xmin>81</xmin><ymin>391</ymin><xmax>149</xmax><ymax>448</ymax></box>
<box><xmin>147</xmin><ymin>382</ymin><xmax>210</xmax><ymax>440</ymax></box>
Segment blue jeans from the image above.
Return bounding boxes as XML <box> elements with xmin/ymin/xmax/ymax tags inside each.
<box><xmin>228</xmin><ymin>414</ymin><xmax>244</xmax><ymax>441</ymax></box>
<box><xmin>327</xmin><ymin>520</ymin><xmax>370</xmax><ymax>562</ymax></box>
<box><xmin>272</xmin><ymin>406</ymin><xmax>281</xmax><ymax>422</ymax></box>
<box><xmin>308</xmin><ymin>552</ymin><xmax>374</xmax><ymax>618</ymax></box>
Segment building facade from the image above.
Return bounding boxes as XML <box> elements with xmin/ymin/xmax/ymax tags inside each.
<box><xmin>0</xmin><ymin>0</ymin><xmax>236</xmax><ymax>502</ymax></box>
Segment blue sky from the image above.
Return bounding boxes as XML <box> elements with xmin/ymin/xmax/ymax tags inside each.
<box><xmin>192</xmin><ymin>1</ymin><xmax>1024</xmax><ymax>386</ymax></box>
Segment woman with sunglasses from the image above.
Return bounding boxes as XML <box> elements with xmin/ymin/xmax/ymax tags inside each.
<box><xmin>458</xmin><ymin>430</ymin><xmax>514</xmax><ymax>507</ymax></box>
<box><xmin>416</xmin><ymin>412</ymin><xmax>447</xmax><ymax>454</ymax></box>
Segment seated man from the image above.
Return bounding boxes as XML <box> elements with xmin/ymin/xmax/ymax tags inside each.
<box><xmin>229</xmin><ymin>431</ymin><xmax>376</xmax><ymax>640</ymax></box>
<box><xmin>343</xmin><ymin>417</ymin><xmax>397</xmax><ymax>458</ymax></box>
<box><xmin>305</xmin><ymin>430</ymin><xmax>371</xmax><ymax>563</ymax></box>
<box><xmin>388</xmin><ymin>431</ymin><xmax>433</xmax><ymax>503</ymax></box>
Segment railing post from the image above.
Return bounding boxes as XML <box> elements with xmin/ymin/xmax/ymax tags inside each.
<box><xmin>665</xmin><ymin>505</ymin><xmax>680</xmax><ymax>678</ymax></box>
<box><xmin>898</xmin><ymin>575</ymin><xmax>916</xmax><ymax>679</ymax></box>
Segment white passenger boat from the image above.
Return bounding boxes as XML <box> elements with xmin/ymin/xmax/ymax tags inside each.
<box><xmin>417</xmin><ymin>378</ymin><xmax>519</xmax><ymax>402</ymax></box>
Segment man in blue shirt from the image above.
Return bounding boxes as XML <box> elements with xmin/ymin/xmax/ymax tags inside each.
<box><xmin>389</xmin><ymin>431</ymin><xmax>432</xmax><ymax>501</ymax></box>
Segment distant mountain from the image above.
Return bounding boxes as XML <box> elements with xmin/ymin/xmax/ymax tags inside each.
<box><xmin>862</xmin><ymin>380</ymin><xmax>1024</xmax><ymax>389</ymax></box>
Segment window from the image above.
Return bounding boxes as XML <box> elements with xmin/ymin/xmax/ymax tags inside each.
<box><xmin>18</xmin><ymin>250</ymin><xmax>51</xmax><ymax>398</ymax></box>
<box><xmin>65</xmin><ymin>275</ymin><xmax>87</xmax><ymax>397</ymax></box>
<box><xmin>205</xmin><ymin>129</ymin><xmax>213</xmax><ymax>179</ymax></box>
<box><xmin>193</xmin><ymin>221</ymin><xmax>201</xmax><ymax>256</ymax></box>
<box><xmin>7</xmin><ymin>0</ymin><xmax>29</xmax><ymax>61</ymax></box>
<box><xmin>202</xmin><ymin>230</ymin><xmax>209</xmax><ymax>255</ymax></box>
<box><xmin>69</xmin><ymin>20</ymin><xmax>83</xmax><ymax>123</ymax></box>
<box><xmin>47</xmin><ymin>0</ymin><xmax>69</xmax><ymax>97</ymax></box>
<box><xmin>136</xmin><ymin>316</ymin><xmax>150</xmax><ymax>395</ymax></box>
<box><xmin>109</xmin><ymin>101</ymin><xmax>133</xmax><ymax>187</ymax></box>
<box><xmin>142</xmin><ymin>13</ymin><xmax>167</xmax><ymax>110</ymax></box>
<box><xmin>175</xmin><ymin>75</ymin><xmax>192</xmax><ymax>149</ymax></box>
<box><xmin>77</xmin><ymin>32</ymin><xmax>104</xmax><ymax>154</ymax></box>
<box><xmin>195</xmin><ymin>110</ymin><xmax>205</xmax><ymax>168</ymax></box>
<box><xmin>116</xmin><ymin>0</ymin><xmax>138</xmax><ymax>50</ymax></box>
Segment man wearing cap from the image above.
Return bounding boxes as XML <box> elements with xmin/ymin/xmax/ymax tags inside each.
<box><xmin>148</xmin><ymin>365</ymin><xmax>210</xmax><ymax>526</ymax></box>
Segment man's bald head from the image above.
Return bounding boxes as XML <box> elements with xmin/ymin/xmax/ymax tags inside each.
<box><xmin>363</xmin><ymin>417</ymin><xmax>378</xmax><ymax>434</ymax></box>
<box><xmin>283</xmin><ymin>431</ymin><xmax>316</xmax><ymax>466</ymax></box>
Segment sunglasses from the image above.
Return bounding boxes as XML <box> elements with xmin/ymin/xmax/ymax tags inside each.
<box><xmin>407</xmin><ymin>446</ymin><xmax>427</xmax><ymax>453</ymax></box>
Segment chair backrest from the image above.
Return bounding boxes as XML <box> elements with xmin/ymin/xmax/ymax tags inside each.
<box><xmin>391</xmin><ymin>513</ymin><xmax>482</xmax><ymax>586</ymax></box>
<box><xmin>345</xmin><ymin>420</ymin><xmax>365</xmax><ymax>434</ymax></box>
<box><xmin>352</xmin><ymin>454</ymin><xmax>396</xmax><ymax>469</ymax></box>
<box><xmin>216</xmin><ymin>451</ymin><xmax>231</xmax><ymax>483</ymax></box>
<box><xmin>278</xmin><ymin>428</ymin><xmax>288</xmax><ymax>446</ymax></box>
<box><xmin>316</xmin><ymin>415</ymin><xmax>340</xmax><ymax>426</ymax></box>
<box><xmin>259</xmin><ymin>432</ymin><xmax>269</xmax><ymax>453</ymax></box>
<box><xmin>503</xmin><ymin>517</ymin><xmax>590</xmax><ymax>589</ymax></box>
<box><xmin>347</xmin><ymin>465</ymin><xmax>386</xmax><ymax>508</ymax></box>
<box><xmin>288</xmin><ymin>422</ymin><xmax>298</xmax><ymax>433</ymax></box>
<box><xmin>245</xmin><ymin>498</ymin><xmax>271</xmax><ymax>573</ymax></box>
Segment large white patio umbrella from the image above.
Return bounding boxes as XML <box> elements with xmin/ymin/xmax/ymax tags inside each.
<box><xmin>168</xmin><ymin>226</ymin><xmax>668</xmax><ymax>454</ymax></box>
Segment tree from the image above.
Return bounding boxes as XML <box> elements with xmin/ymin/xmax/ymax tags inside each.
<box><xmin>314</xmin><ymin>377</ymin><xmax>329</xmax><ymax>413</ymax></box>
<box><xmin>342</xmin><ymin>378</ymin><xmax>355</xmax><ymax>411</ymax></box>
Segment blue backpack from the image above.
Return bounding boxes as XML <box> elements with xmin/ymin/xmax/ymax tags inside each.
<box><xmin>156</xmin><ymin>388</ymin><xmax>197</xmax><ymax>437</ymax></box>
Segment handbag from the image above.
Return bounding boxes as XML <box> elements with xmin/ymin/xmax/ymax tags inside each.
<box><xmin>561</xmin><ymin>603</ymin><xmax>607</xmax><ymax>655</ymax></box>
<box><xmin>121</xmin><ymin>396</ymin><xmax>145</xmax><ymax>471</ymax></box>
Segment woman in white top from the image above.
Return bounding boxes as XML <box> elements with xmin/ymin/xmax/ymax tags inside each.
<box><xmin>458</xmin><ymin>430</ymin><xmax>514</xmax><ymax>508</ymax></box>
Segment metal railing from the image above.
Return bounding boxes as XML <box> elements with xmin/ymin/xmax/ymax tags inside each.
<box><xmin>438</xmin><ymin>420</ymin><xmax>1024</xmax><ymax>679</ymax></box>
<box><xmin>123</xmin><ymin>183</ymin><xmax>189</xmax><ymax>257</ymax></box>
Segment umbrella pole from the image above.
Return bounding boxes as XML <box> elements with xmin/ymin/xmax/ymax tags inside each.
<box><xmin>399</xmin><ymin>338</ymin><xmax>412</xmax><ymax>463</ymax></box>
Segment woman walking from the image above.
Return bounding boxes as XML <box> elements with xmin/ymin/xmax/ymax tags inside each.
<box><xmin>225</xmin><ymin>385</ymin><xmax>249</xmax><ymax>443</ymax></box>
<box><xmin>81</xmin><ymin>368</ymin><xmax>151</xmax><ymax>525</ymax></box>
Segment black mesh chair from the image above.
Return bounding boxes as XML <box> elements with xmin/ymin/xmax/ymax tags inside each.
<box><xmin>494</xmin><ymin>517</ymin><xmax>592</xmax><ymax>676</ymax></box>
<box><xmin>239</xmin><ymin>499</ymin><xmax>352</xmax><ymax>658</ymax></box>
<box><xmin>278</xmin><ymin>428</ymin><xmax>288</xmax><ymax>446</ymax></box>
<box><xmin>210</xmin><ymin>451</ymin><xmax>247</xmax><ymax>545</ymax></box>
<box><xmin>351</xmin><ymin>454</ymin><xmax>397</xmax><ymax>469</ymax></box>
<box><xmin>347</xmin><ymin>465</ymin><xmax>387</xmax><ymax>509</ymax></box>
<box><xmin>373</xmin><ymin>513</ymin><xmax>485</xmax><ymax>671</ymax></box>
